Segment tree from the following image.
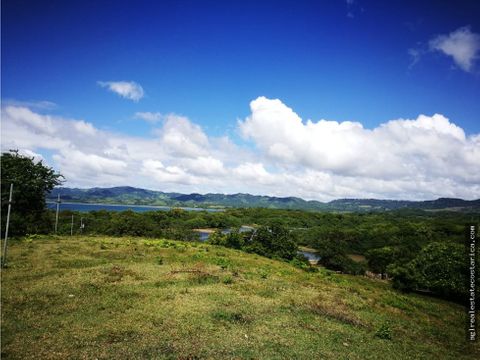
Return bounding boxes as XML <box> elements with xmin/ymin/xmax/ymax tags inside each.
<box><xmin>366</xmin><ymin>246</ymin><xmax>398</xmax><ymax>279</ymax></box>
<box><xmin>309</xmin><ymin>231</ymin><xmax>366</xmax><ymax>275</ymax></box>
<box><xmin>388</xmin><ymin>242</ymin><xmax>466</xmax><ymax>301</ymax></box>
<box><xmin>245</xmin><ymin>224</ymin><xmax>297</xmax><ymax>260</ymax></box>
<box><xmin>1</xmin><ymin>150</ymin><xmax>63</xmax><ymax>236</ymax></box>
<box><xmin>225</xmin><ymin>229</ymin><xmax>245</xmax><ymax>249</ymax></box>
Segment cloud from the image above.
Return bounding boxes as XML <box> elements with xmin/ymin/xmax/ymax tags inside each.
<box><xmin>346</xmin><ymin>0</ymin><xmax>362</xmax><ymax>19</ymax></box>
<box><xmin>73</xmin><ymin>120</ymin><xmax>97</xmax><ymax>135</ymax></box>
<box><xmin>429</xmin><ymin>26</ymin><xmax>480</xmax><ymax>72</ymax></box>
<box><xmin>17</xmin><ymin>149</ymin><xmax>45</xmax><ymax>163</ymax></box>
<box><xmin>0</xmin><ymin>104</ymin><xmax>224</xmax><ymax>191</ymax></box>
<box><xmin>54</xmin><ymin>150</ymin><xmax>127</xmax><ymax>177</ymax></box>
<box><xmin>181</xmin><ymin>156</ymin><xmax>226</xmax><ymax>177</ymax></box>
<box><xmin>3</xmin><ymin>105</ymin><xmax>57</xmax><ymax>134</ymax></box>
<box><xmin>153</xmin><ymin>114</ymin><xmax>210</xmax><ymax>158</ymax></box>
<box><xmin>1</xmin><ymin>98</ymin><xmax>479</xmax><ymax>201</ymax></box>
<box><xmin>408</xmin><ymin>48</ymin><xmax>422</xmax><ymax>69</ymax></box>
<box><xmin>238</xmin><ymin>96</ymin><xmax>479</xmax><ymax>196</ymax></box>
<box><xmin>134</xmin><ymin>112</ymin><xmax>162</xmax><ymax>123</ymax></box>
<box><xmin>140</xmin><ymin>159</ymin><xmax>199</xmax><ymax>185</ymax></box>
<box><xmin>233</xmin><ymin>162</ymin><xmax>275</xmax><ymax>185</ymax></box>
<box><xmin>98</xmin><ymin>81</ymin><xmax>144</xmax><ymax>102</ymax></box>
<box><xmin>2</xmin><ymin>99</ymin><xmax>57</xmax><ymax>110</ymax></box>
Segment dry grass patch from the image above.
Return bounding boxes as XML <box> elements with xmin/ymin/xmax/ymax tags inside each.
<box><xmin>100</xmin><ymin>265</ymin><xmax>143</xmax><ymax>282</ymax></box>
<box><xmin>307</xmin><ymin>294</ymin><xmax>367</xmax><ymax>328</ymax></box>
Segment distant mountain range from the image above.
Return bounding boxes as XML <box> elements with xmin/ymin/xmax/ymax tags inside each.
<box><xmin>46</xmin><ymin>186</ymin><xmax>480</xmax><ymax>212</ymax></box>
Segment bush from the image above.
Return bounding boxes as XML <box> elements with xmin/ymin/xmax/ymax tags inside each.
<box><xmin>290</xmin><ymin>254</ymin><xmax>319</xmax><ymax>272</ymax></box>
<box><xmin>207</xmin><ymin>230</ymin><xmax>227</xmax><ymax>246</ymax></box>
<box><xmin>323</xmin><ymin>254</ymin><xmax>366</xmax><ymax>275</ymax></box>
<box><xmin>375</xmin><ymin>322</ymin><xmax>393</xmax><ymax>340</ymax></box>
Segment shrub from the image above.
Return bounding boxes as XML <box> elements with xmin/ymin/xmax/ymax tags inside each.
<box><xmin>375</xmin><ymin>322</ymin><xmax>393</xmax><ymax>340</ymax></box>
<box><xmin>290</xmin><ymin>254</ymin><xmax>318</xmax><ymax>272</ymax></box>
<box><xmin>207</xmin><ymin>230</ymin><xmax>227</xmax><ymax>246</ymax></box>
<box><xmin>323</xmin><ymin>254</ymin><xmax>366</xmax><ymax>275</ymax></box>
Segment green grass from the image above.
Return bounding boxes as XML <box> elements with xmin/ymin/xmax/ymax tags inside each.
<box><xmin>1</xmin><ymin>235</ymin><xmax>478</xmax><ymax>359</ymax></box>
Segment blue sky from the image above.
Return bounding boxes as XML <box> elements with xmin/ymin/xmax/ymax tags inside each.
<box><xmin>2</xmin><ymin>0</ymin><xmax>480</xmax><ymax>200</ymax></box>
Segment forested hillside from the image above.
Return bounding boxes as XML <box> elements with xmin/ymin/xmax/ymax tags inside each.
<box><xmin>48</xmin><ymin>187</ymin><xmax>480</xmax><ymax>212</ymax></box>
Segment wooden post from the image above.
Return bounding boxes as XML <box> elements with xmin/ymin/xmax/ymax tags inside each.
<box><xmin>2</xmin><ymin>183</ymin><xmax>14</xmax><ymax>268</ymax></box>
<box><xmin>55</xmin><ymin>194</ymin><xmax>61</xmax><ymax>234</ymax></box>
<box><xmin>70</xmin><ymin>214</ymin><xmax>74</xmax><ymax>236</ymax></box>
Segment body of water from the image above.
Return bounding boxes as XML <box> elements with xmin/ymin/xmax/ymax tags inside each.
<box><xmin>297</xmin><ymin>250</ymin><xmax>321</xmax><ymax>262</ymax></box>
<box><xmin>46</xmin><ymin>202</ymin><xmax>223</xmax><ymax>213</ymax></box>
<box><xmin>195</xmin><ymin>226</ymin><xmax>255</xmax><ymax>242</ymax></box>
<box><xmin>197</xmin><ymin>231</ymin><xmax>211</xmax><ymax>241</ymax></box>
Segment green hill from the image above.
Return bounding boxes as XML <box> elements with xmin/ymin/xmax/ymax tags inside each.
<box><xmin>48</xmin><ymin>186</ymin><xmax>480</xmax><ymax>212</ymax></box>
<box><xmin>2</xmin><ymin>236</ymin><xmax>477</xmax><ymax>359</ymax></box>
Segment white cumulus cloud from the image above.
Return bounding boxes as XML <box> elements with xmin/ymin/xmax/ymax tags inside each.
<box><xmin>429</xmin><ymin>26</ymin><xmax>480</xmax><ymax>72</ymax></box>
<box><xmin>154</xmin><ymin>114</ymin><xmax>210</xmax><ymax>158</ymax></box>
<box><xmin>1</xmin><ymin>97</ymin><xmax>479</xmax><ymax>201</ymax></box>
<box><xmin>239</xmin><ymin>96</ymin><xmax>480</xmax><ymax>194</ymax></box>
<box><xmin>141</xmin><ymin>159</ymin><xmax>199</xmax><ymax>185</ymax></box>
<box><xmin>98</xmin><ymin>81</ymin><xmax>145</xmax><ymax>102</ymax></box>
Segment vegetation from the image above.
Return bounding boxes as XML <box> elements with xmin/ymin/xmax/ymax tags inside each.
<box><xmin>41</xmin><ymin>206</ymin><xmax>478</xmax><ymax>302</ymax></box>
<box><xmin>1</xmin><ymin>150</ymin><xmax>63</xmax><ymax>237</ymax></box>
<box><xmin>388</xmin><ymin>242</ymin><xmax>467</xmax><ymax>300</ymax></box>
<box><xmin>48</xmin><ymin>186</ymin><xmax>480</xmax><ymax>212</ymax></box>
<box><xmin>2</xmin><ymin>235</ymin><xmax>478</xmax><ymax>359</ymax></box>
<box><xmin>208</xmin><ymin>224</ymin><xmax>298</xmax><ymax>261</ymax></box>
<box><xmin>366</xmin><ymin>247</ymin><xmax>398</xmax><ymax>279</ymax></box>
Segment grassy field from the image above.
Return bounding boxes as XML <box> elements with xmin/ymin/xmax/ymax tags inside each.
<box><xmin>1</xmin><ymin>235</ymin><xmax>478</xmax><ymax>359</ymax></box>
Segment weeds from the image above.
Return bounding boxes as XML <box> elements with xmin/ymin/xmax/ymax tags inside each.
<box><xmin>212</xmin><ymin>310</ymin><xmax>253</xmax><ymax>325</ymax></box>
<box><xmin>375</xmin><ymin>322</ymin><xmax>393</xmax><ymax>340</ymax></box>
<box><xmin>222</xmin><ymin>275</ymin><xmax>234</xmax><ymax>285</ymax></box>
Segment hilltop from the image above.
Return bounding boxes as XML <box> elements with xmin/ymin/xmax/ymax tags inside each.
<box><xmin>48</xmin><ymin>186</ymin><xmax>480</xmax><ymax>212</ymax></box>
<box><xmin>2</xmin><ymin>235</ymin><xmax>477</xmax><ymax>359</ymax></box>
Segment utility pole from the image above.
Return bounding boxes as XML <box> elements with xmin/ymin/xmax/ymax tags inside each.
<box><xmin>70</xmin><ymin>214</ymin><xmax>74</xmax><ymax>236</ymax></box>
<box><xmin>2</xmin><ymin>183</ymin><xmax>14</xmax><ymax>268</ymax></box>
<box><xmin>54</xmin><ymin>194</ymin><xmax>61</xmax><ymax>234</ymax></box>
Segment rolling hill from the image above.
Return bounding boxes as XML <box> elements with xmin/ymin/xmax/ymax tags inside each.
<box><xmin>47</xmin><ymin>186</ymin><xmax>480</xmax><ymax>212</ymax></box>
<box><xmin>2</xmin><ymin>235</ymin><xmax>477</xmax><ymax>359</ymax></box>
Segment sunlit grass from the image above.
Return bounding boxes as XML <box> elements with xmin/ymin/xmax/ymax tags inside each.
<box><xmin>1</xmin><ymin>235</ymin><xmax>478</xmax><ymax>359</ymax></box>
